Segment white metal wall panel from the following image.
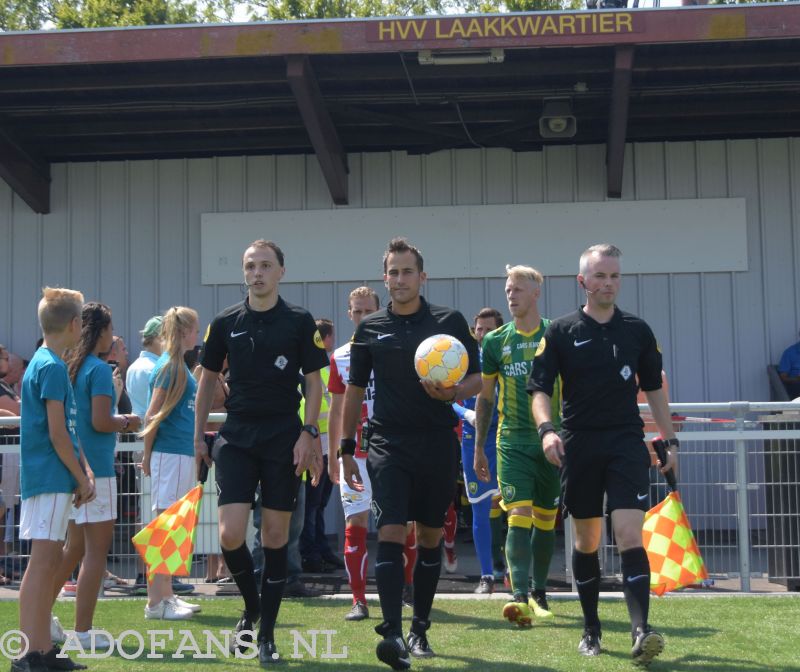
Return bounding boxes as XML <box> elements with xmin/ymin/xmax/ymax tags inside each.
<box><xmin>1</xmin><ymin>140</ymin><xmax>799</xmax><ymax>407</ymax></box>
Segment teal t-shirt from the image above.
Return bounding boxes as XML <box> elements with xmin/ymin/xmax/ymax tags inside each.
<box><xmin>20</xmin><ymin>347</ymin><xmax>80</xmax><ymax>499</ymax></box>
<box><xmin>74</xmin><ymin>354</ymin><xmax>117</xmax><ymax>478</ymax></box>
<box><xmin>149</xmin><ymin>354</ymin><xmax>196</xmax><ymax>457</ymax></box>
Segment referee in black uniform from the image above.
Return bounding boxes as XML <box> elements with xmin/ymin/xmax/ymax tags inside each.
<box><xmin>528</xmin><ymin>244</ymin><xmax>678</xmax><ymax>667</ymax></box>
<box><xmin>340</xmin><ymin>238</ymin><xmax>481</xmax><ymax>670</ymax></box>
<box><xmin>193</xmin><ymin>239</ymin><xmax>329</xmax><ymax>665</ymax></box>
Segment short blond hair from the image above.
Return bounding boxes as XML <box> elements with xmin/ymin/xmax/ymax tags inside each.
<box><xmin>579</xmin><ymin>244</ymin><xmax>622</xmax><ymax>275</ymax></box>
<box><xmin>505</xmin><ymin>265</ymin><xmax>543</xmax><ymax>286</ymax></box>
<box><xmin>38</xmin><ymin>287</ymin><xmax>84</xmax><ymax>335</ymax></box>
<box><xmin>348</xmin><ymin>286</ymin><xmax>380</xmax><ymax>310</ymax></box>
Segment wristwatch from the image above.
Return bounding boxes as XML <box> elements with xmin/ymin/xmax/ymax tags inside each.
<box><xmin>338</xmin><ymin>438</ymin><xmax>357</xmax><ymax>457</ymax></box>
<box><xmin>664</xmin><ymin>437</ymin><xmax>680</xmax><ymax>449</ymax></box>
<box><xmin>301</xmin><ymin>424</ymin><xmax>320</xmax><ymax>439</ymax></box>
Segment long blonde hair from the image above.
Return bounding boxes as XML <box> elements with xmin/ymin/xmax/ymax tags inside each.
<box><xmin>140</xmin><ymin>306</ymin><xmax>198</xmax><ymax>439</ymax></box>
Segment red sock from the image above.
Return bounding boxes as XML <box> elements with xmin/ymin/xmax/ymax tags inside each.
<box><xmin>443</xmin><ymin>503</ymin><xmax>457</xmax><ymax>547</ymax></box>
<box><xmin>403</xmin><ymin>527</ymin><xmax>417</xmax><ymax>586</ymax></box>
<box><xmin>344</xmin><ymin>525</ymin><xmax>368</xmax><ymax>604</ymax></box>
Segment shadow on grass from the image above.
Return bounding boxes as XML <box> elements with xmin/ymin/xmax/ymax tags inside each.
<box><xmin>601</xmin><ymin>649</ymin><xmax>800</xmax><ymax>672</ymax></box>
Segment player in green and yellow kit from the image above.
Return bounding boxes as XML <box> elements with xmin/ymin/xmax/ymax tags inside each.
<box><xmin>474</xmin><ymin>264</ymin><xmax>562</xmax><ymax>627</ymax></box>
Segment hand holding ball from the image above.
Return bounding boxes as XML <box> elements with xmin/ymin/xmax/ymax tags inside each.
<box><xmin>414</xmin><ymin>334</ymin><xmax>469</xmax><ymax>387</ymax></box>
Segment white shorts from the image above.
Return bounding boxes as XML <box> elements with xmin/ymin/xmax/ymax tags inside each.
<box><xmin>20</xmin><ymin>493</ymin><xmax>72</xmax><ymax>541</ymax></box>
<box><xmin>70</xmin><ymin>477</ymin><xmax>117</xmax><ymax>524</ymax></box>
<box><xmin>150</xmin><ymin>452</ymin><xmax>195</xmax><ymax>511</ymax></box>
<box><xmin>339</xmin><ymin>456</ymin><xmax>372</xmax><ymax>519</ymax></box>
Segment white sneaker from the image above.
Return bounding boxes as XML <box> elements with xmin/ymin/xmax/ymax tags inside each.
<box><xmin>50</xmin><ymin>615</ymin><xmax>66</xmax><ymax>644</ymax></box>
<box><xmin>144</xmin><ymin>598</ymin><xmax>194</xmax><ymax>620</ymax></box>
<box><xmin>171</xmin><ymin>595</ymin><xmax>201</xmax><ymax>613</ymax></box>
<box><xmin>75</xmin><ymin>629</ymin><xmax>114</xmax><ymax>651</ymax></box>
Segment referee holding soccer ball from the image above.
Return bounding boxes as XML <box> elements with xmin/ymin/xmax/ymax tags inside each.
<box><xmin>340</xmin><ymin>238</ymin><xmax>480</xmax><ymax>670</ymax></box>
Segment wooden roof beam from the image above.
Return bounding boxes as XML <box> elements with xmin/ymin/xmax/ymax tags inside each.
<box><xmin>0</xmin><ymin>128</ymin><xmax>50</xmax><ymax>214</ymax></box>
<box><xmin>286</xmin><ymin>55</ymin><xmax>348</xmax><ymax>206</ymax></box>
<box><xmin>606</xmin><ymin>45</ymin><xmax>634</xmax><ymax>199</ymax></box>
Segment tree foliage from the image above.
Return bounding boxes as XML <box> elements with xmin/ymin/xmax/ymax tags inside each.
<box><xmin>0</xmin><ymin>0</ymin><xmax>211</xmax><ymax>29</ymax></box>
<box><xmin>243</xmin><ymin>0</ymin><xmax>582</xmax><ymax>21</ymax></box>
<box><xmin>54</xmin><ymin>0</ymin><xmax>201</xmax><ymax>28</ymax></box>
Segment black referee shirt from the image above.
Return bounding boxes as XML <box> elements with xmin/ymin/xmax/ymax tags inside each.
<box><xmin>349</xmin><ymin>297</ymin><xmax>480</xmax><ymax>432</ymax></box>
<box><xmin>527</xmin><ymin>306</ymin><xmax>662</xmax><ymax>432</ymax></box>
<box><xmin>201</xmin><ymin>296</ymin><xmax>329</xmax><ymax>446</ymax></box>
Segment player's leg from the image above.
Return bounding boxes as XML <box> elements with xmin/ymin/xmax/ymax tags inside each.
<box><xmin>50</xmin><ymin>520</ymin><xmax>84</xmax><ymax>605</ymax></box>
<box><xmin>368</xmin><ymin>431</ymin><xmax>413</xmax><ymax>670</ymax></box>
<box><xmin>216</xmin><ymin>440</ymin><xmax>261</xmax><ymax>626</ymax></box>
<box><xmin>461</xmin><ymin>438</ymin><xmax>497</xmax><ymax>592</ymax></box>
<box><xmin>402</xmin><ymin>523</ymin><xmax>416</xmax><ymax>607</ymax></box>
<box><xmin>562</xmin><ymin>429</ymin><xmax>606</xmax><ymax>656</ymax></box>
<box><xmin>73</xmin><ymin>476</ymin><xmax>117</xmax><ymax>643</ymax></box>
<box><xmin>405</xmin><ymin>428</ymin><xmax>459</xmax><ymax>659</ymax></box>
<box><xmin>606</xmin><ymin>432</ymin><xmax>664</xmax><ymax>666</ymax></box>
<box><xmin>255</xmin><ymin>426</ymin><xmax>304</xmax><ymax>665</ymax></box>
<box><xmin>18</xmin><ymin>492</ymin><xmax>72</xmax><ymax>670</ymax></box>
<box><xmin>73</xmin><ymin>519</ymin><xmax>115</xmax><ymax>649</ymax></box>
<box><xmin>257</xmin><ymin>507</ymin><xmax>292</xmax><ymax>663</ymax></box>
<box><xmin>146</xmin><ymin>454</ymin><xmax>198</xmax><ymax>619</ymax></box>
<box><xmin>341</xmin><ymin>455</ymin><xmax>371</xmax><ymax>621</ymax></box>
<box><xmin>489</xmin><ymin>499</ymin><xmax>507</xmax><ymax>581</ymax></box>
<box><xmin>528</xmin><ymin>445</ymin><xmax>561</xmax><ymax>619</ymax></box>
<box><xmin>470</xmin><ymin>496</ymin><xmax>494</xmax><ymax>591</ymax></box>
<box><xmin>571</xmin><ymin>517</ymin><xmax>603</xmax><ymax>655</ymax></box>
<box><xmin>496</xmin><ymin>440</ymin><xmax>535</xmax><ymax>625</ymax></box>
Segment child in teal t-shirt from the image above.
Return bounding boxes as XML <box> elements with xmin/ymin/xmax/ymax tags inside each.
<box><xmin>17</xmin><ymin>287</ymin><xmax>91</xmax><ymax>670</ymax></box>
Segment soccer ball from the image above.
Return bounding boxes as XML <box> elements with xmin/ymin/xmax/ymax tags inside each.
<box><xmin>414</xmin><ymin>334</ymin><xmax>469</xmax><ymax>387</ymax></box>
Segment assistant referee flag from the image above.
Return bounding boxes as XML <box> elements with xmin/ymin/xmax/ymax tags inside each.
<box><xmin>643</xmin><ymin>490</ymin><xmax>708</xmax><ymax>596</ymax></box>
<box><xmin>132</xmin><ymin>483</ymin><xmax>203</xmax><ymax>579</ymax></box>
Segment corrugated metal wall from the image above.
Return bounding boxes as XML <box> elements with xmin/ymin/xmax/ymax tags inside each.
<box><xmin>2</xmin><ymin>139</ymin><xmax>799</xmax><ymax>403</ymax></box>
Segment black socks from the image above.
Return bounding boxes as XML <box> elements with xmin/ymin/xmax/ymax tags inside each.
<box><xmin>222</xmin><ymin>542</ymin><xmax>260</xmax><ymax>619</ymax></box>
<box><xmin>620</xmin><ymin>546</ymin><xmax>651</xmax><ymax>636</ymax></box>
<box><xmin>573</xmin><ymin>548</ymin><xmax>601</xmax><ymax>630</ymax></box>
<box><xmin>374</xmin><ymin>541</ymin><xmax>405</xmax><ymax>637</ymax></box>
<box><xmin>259</xmin><ymin>545</ymin><xmax>288</xmax><ymax>643</ymax></box>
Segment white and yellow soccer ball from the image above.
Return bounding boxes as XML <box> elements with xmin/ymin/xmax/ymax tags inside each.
<box><xmin>414</xmin><ymin>334</ymin><xmax>469</xmax><ymax>387</ymax></box>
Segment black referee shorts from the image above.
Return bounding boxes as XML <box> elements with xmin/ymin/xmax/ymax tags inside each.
<box><xmin>561</xmin><ymin>427</ymin><xmax>651</xmax><ymax>519</ymax></box>
<box><xmin>366</xmin><ymin>427</ymin><xmax>459</xmax><ymax>529</ymax></box>
<box><xmin>214</xmin><ymin>425</ymin><xmax>302</xmax><ymax>511</ymax></box>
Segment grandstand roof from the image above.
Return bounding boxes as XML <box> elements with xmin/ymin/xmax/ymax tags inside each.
<box><xmin>0</xmin><ymin>3</ymin><xmax>799</xmax><ymax>212</ymax></box>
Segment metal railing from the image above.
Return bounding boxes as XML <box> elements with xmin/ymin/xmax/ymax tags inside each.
<box><xmin>2</xmin><ymin>405</ymin><xmax>800</xmax><ymax>592</ymax></box>
<box><xmin>562</xmin><ymin>401</ymin><xmax>800</xmax><ymax>592</ymax></box>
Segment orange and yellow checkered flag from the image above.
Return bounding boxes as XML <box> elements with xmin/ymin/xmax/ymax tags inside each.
<box><xmin>643</xmin><ymin>490</ymin><xmax>708</xmax><ymax>596</ymax></box>
<box><xmin>132</xmin><ymin>484</ymin><xmax>203</xmax><ymax>578</ymax></box>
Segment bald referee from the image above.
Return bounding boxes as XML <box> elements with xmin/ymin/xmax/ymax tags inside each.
<box><xmin>528</xmin><ymin>244</ymin><xmax>678</xmax><ymax>667</ymax></box>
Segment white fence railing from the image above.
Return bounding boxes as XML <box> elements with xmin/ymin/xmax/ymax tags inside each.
<box><xmin>2</xmin><ymin>404</ymin><xmax>800</xmax><ymax>592</ymax></box>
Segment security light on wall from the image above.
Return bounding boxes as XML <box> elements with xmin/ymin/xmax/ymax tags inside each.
<box><xmin>418</xmin><ymin>48</ymin><xmax>505</xmax><ymax>66</ymax></box>
<box><xmin>539</xmin><ymin>98</ymin><xmax>577</xmax><ymax>139</ymax></box>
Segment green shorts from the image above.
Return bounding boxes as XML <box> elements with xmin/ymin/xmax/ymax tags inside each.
<box><xmin>497</xmin><ymin>439</ymin><xmax>561</xmax><ymax>513</ymax></box>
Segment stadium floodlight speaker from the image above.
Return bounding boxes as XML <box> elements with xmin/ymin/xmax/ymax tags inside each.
<box><xmin>539</xmin><ymin>98</ymin><xmax>577</xmax><ymax>139</ymax></box>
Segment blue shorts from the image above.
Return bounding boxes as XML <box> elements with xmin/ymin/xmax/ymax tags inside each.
<box><xmin>461</xmin><ymin>435</ymin><xmax>500</xmax><ymax>504</ymax></box>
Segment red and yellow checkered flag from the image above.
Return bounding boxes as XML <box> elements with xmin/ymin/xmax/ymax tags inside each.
<box><xmin>643</xmin><ymin>490</ymin><xmax>708</xmax><ymax>596</ymax></box>
<box><xmin>132</xmin><ymin>484</ymin><xmax>203</xmax><ymax>578</ymax></box>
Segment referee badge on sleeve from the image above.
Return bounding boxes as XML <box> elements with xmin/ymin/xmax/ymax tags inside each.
<box><xmin>370</xmin><ymin>500</ymin><xmax>383</xmax><ymax>523</ymax></box>
<box><xmin>313</xmin><ymin>330</ymin><xmax>325</xmax><ymax>349</ymax></box>
<box><xmin>535</xmin><ymin>337</ymin><xmax>546</xmax><ymax>357</ymax></box>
